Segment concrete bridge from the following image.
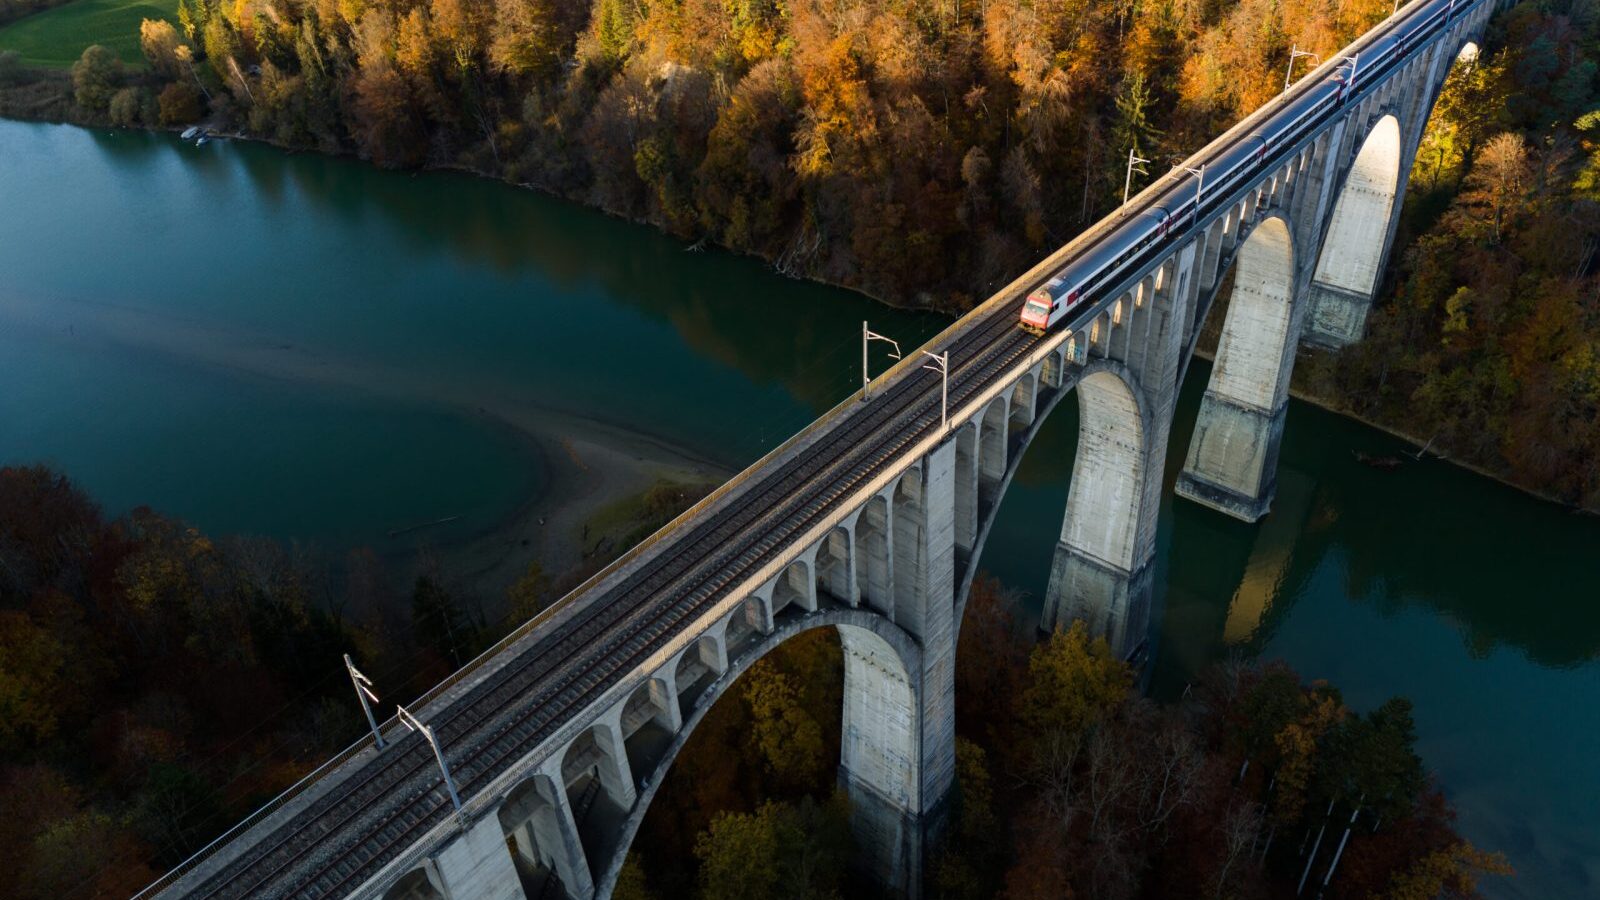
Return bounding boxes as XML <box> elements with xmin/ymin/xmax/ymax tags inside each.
<box><xmin>141</xmin><ymin>1</ymin><xmax>1495</xmax><ymax>897</ymax></box>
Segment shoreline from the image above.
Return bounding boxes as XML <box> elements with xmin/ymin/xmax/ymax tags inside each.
<box><xmin>419</xmin><ymin>405</ymin><xmax>728</xmax><ymax>619</ymax></box>
<box><xmin>2</xmin><ymin>109</ymin><xmax>1587</xmax><ymax>526</ymax></box>
<box><xmin>1284</xmin><ymin>379</ymin><xmax>1598</xmax><ymax>517</ymax></box>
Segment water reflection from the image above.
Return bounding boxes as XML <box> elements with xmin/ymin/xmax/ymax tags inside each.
<box><xmin>979</xmin><ymin>358</ymin><xmax>1600</xmax><ymax>683</ymax></box>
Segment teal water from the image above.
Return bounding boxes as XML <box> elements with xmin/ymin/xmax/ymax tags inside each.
<box><xmin>1</xmin><ymin>120</ymin><xmax>1594</xmax><ymax>897</ymax></box>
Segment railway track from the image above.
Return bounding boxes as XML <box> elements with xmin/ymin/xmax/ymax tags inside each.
<box><xmin>189</xmin><ymin>292</ymin><xmax>1042</xmax><ymax>899</ymax></box>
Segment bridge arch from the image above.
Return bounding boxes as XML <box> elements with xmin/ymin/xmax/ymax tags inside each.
<box><xmin>977</xmin><ymin>396</ymin><xmax>1008</xmax><ymax>509</ymax></box>
<box><xmin>672</xmin><ymin>635</ymin><xmax>723</xmax><ymax>719</ymax></box>
<box><xmin>618</xmin><ymin>677</ymin><xmax>676</xmax><ymax>787</ymax></box>
<box><xmin>1177</xmin><ymin>214</ymin><xmax>1297</xmax><ymax>522</ymax></box>
<box><xmin>558</xmin><ymin>722</ymin><xmax>634</xmax><ymax>854</ymax></box>
<box><xmin>772</xmin><ymin>560</ymin><xmax>815</xmax><ymax>616</ymax></box>
<box><xmin>497</xmin><ymin>773</ymin><xmax>578</xmax><ymax>898</ymax></box>
<box><xmin>815</xmin><ymin>526</ymin><xmax>854</xmax><ymax>606</ymax></box>
<box><xmin>594</xmin><ymin>610</ymin><xmax>922</xmax><ymax>897</ymax></box>
<box><xmin>723</xmin><ymin>594</ymin><xmax>766</xmax><ymax>658</ymax></box>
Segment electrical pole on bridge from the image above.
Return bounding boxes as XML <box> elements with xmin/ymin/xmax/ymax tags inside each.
<box><xmin>345</xmin><ymin>654</ymin><xmax>386</xmax><ymax>749</ymax></box>
<box><xmin>862</xmin><ymin>321</ymin><xmax>902</xmax><ymax>400</ymax></box>
<box><xmin>920</xmin><ymin>349</ymin><xmax>949</xmax><ymax>435</ymax></box>
<box><xmin>397</xmin><ymin>704</ymin><xmax>465</xmax><ymax>827</ymax></box>
<box><xmin>1285</xmin><ymin>44</ymin><xmax>1320</xmax><ymax>91</ymax></box>
<box><xmin>1124</xmin><ymin>147</ymin><xmax>1151</xmax><ymax>204</ymax></box>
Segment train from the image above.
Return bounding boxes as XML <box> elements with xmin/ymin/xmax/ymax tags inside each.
<box><xmin>1018</xmin><ymin>0</ymin><xmax>1469</xmax><ymax>334</ymax></box>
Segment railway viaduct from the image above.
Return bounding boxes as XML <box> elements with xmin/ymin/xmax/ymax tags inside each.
<box><xmin>144</xmin><ymin>1</ymin><xmax>1496</xmax><ymax>898</ymax></box>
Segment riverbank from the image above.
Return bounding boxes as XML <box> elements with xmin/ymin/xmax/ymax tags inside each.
<box><xmin>1287</xmin><ymin>366</ymin><xmax>1600</xmax><ymax>519</ymax></box>
<box><xmin>429</xmin><ymin>410</ymin><xmax>726</xmax><ymax>620</ymax></box>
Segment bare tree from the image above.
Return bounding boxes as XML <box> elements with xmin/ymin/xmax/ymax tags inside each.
<box><xmin>1214</xmin><ymin>797</ymin><xmax>1263</xmax><ymax>898</ymax></box>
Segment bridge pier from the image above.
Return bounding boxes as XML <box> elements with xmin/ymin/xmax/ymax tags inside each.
<box><xmin>1177</xmin><ymin>215</ymin><xmax>1298</xmax><ymax>523</ymax></box>
<box><xmin>1175</xmin><ymin>393</ymin><xmax>1286</xmax><ymax>521</ymax></box>
<box><xmin>1305</xmin><ymin>280</ymin><xmax>1375</xmax><ymax>348</ymax></box>
<box><xmin>1043</xmin><ymin>241</ymin><xmax>1192</xmax><ymax>656</ymax></box>
<box><xmin>1303</xmin><ymin>113</ymin><xmax>1406</xmax><ymax>348</ymax></box>
<box><xmin>839</xmin><ymin>436</ymin><xmax>957</xmax><ymax>896</ymax></box>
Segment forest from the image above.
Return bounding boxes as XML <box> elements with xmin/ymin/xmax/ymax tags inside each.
<box><xmin>0</xmin><ymin>469</ymin><xmax>1511</xmax><ymax>898</ymax></box>
<box><xmin>617</xmin><ymin>578</ymin><xmax>1510</xmax><ymax>899</ymax></box>
<box><xmin>0</xmin><ymin>465</ymin><xmax>677</xmax><ymax>899</ymax></box>
<box><xmin>32</xmin><ymin>0</ymin><xmax>1407</xmax><ymax>307</ymax></box>
<box><xmin>1297</xmin><ymin>0</ymin><xmax>1600</xmax><ymax>509</ymax></box>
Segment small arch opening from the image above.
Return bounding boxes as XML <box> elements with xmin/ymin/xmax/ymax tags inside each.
<box><xmin>560</xmin><ymin>727</ymin><xmax>629</xmax><ymax>867</ymax></box>
<box><xmin>814</xmin><ymin>528</ymin><xmax>854</xmax><ymax>607</ymax></box>
<box><xmin>498</xmin><ymin>777</ymin><xmax>566</xmax><ymax>899</ymax></box>
<box><xmin>771</xmin><ymin>561</ymin><xmax>813</xmax><ymax>619</ymax></box>
<box><xmin>853</xmin><ymin>494</ymin><xmax>893</xmax><ymax>614</ymax></box>
<box><xmin>953</xmin><ymin>424</ymin><xmax>979</xmax><ymax>553</ymax></box>
<box><xmin>620</xmin><ymin>680</ymin><xmax>675</xmax><ymax>789</ymax></box>
<box><xmin>383</xmin><ymin>868</ymin><xmax>444</xmax><ymax>900</ymax></box>
<box><xmin>1009</xmin><ymin>374</ymin><xmax>1037</xmax><ymax>433</ymax></box>
<box><xmin>891</xmin><ymin>471</ymin><xmax>927</xmax><ymax>633</ymax></box>
<box><xmin>724</xmin><ymin>596</ymin><xmax>766</xmax><ymax>661</ymax></box>
<box><xmin>978</xmin><ymin>398</ymin><xmax>1008</xmax><ymax>512</ymax></box>
<box><xmin>674</xmin><ymin>636</ymin><xmax>723</xmax><ymax>719</ymax></box>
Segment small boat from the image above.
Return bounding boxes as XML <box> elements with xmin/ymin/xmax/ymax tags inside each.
<box><xmin>195</xmin><ymin>135</ymin><xmax>210</xmax><ymax>146</ymax></box>
<box><xmin>1353</xmin><ymin>450</ymin><xmax>1404</xmax><ymax>471</ymax></box>
<box><xmin>180</xmin><ymin>126</ymin><xmax>201</xmax><ymax>140</ymax></box>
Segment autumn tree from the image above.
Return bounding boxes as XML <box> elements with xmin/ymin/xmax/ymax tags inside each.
<box><xmin>693</xmin><ymin>795</ymin><xmax>852</xmax><ymax>900</ymax></box>
<box><xmin>71</xmin><ymin>45</ymin><xmax>122</xmax><ymax>115</ymax></box>
<box><xmin>141</xmin><ymin>19</ymin><xmax>185</xmax><ymax>77</ymax></box>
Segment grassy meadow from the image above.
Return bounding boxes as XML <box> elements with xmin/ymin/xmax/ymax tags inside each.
<box><xmin>0</xmin><ymin>0</ymin><xmax>171</xmax><ymax>67</ymax></box>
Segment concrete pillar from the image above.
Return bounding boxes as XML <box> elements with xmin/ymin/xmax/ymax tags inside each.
<box><xmin>915</xmin><ymin>438</ymin><xmax>958</xmax><ymax>818</ymax></box>
<box><xmin>432</xmin><ymin>814</ymin><xmax>528</xmax><ymax>900</ymax></box>
<box><xmin>539</xmin><ymin>764</ymin><xmax>598</xmax><ymax>900</ymax></box>
<box><xmin>1177</xmin><ymin>216</ymin><xmax>1297</xmax><ymax>522</ymax></box>
<box><xmin>1042</xmin><ymin>367</ymin><xmax>1157</xmax><ymax>653</ymax></box>
<box><xmin>654</xmin><ymin>667</ymin><xmax>684</xmax><ymax>733</ymax></box>
<box><xmin>839</xmin><ymin>627</ymin><xmax>921</xmax><ymax>897</ymax></box>
<box><xmin>839</xmin><ymin>437</ymin><xmax>956</xmax><ymax>897</ymax></box>
<box><xmin>496</xmin><ymin>770</ymin><xmax>595</xmax><ymax>900</ymax></box>
<box><xmin>1044</xmin><ymin>245</ymin><xmax>1190</xmax><ymax>656</ymax></box>
<box><xmin>1305</xmin><ymin>115</ymin><xmax>1403</xmax><ymax>347</ymax></box>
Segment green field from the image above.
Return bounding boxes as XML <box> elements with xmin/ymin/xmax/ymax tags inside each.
<box><xmin>0</xmin><ymin>0</ymin><xmax>174</xmax><ymax>68</ymax></box>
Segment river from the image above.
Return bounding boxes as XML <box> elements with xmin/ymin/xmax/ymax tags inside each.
<box><xmin>0</xmin><ymin>120</ymin><xmax>1594</xmax><ymax>898</ymax></box>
